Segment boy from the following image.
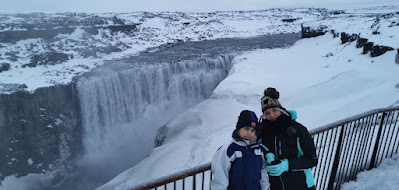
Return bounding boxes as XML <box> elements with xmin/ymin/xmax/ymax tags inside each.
<box><xmin>211</xmin><ymin>110</ymin><xmax>270</xmax><ymax>190</ymax></box>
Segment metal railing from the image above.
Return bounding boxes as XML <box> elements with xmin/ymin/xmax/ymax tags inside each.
<box><xmin>129</xmin><ymin>106</ymin><xmax>399</xmax><ymax>190</ymax></box>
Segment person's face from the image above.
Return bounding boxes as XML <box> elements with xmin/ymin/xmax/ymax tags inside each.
<box><xmin>238</xmin><ymin>126</ymin><xmax>256</xmax><ymax>140</ymax></box>
<box><xmin>264</xmin><ymin>107</ymin><xmax>282</xmax><ymax>121</ymax></box>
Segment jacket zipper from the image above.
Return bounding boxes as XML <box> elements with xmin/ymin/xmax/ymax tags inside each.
<box><xmin>275</xmin><ymin>136</ymin><xmax>286</xmax><ymax>190</ymax></box>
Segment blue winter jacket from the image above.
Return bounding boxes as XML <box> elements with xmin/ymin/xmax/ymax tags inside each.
<box><xmin>211</xmin><ymin>130</ymin><xmax>270</xmax><ymax>190</ymax></box>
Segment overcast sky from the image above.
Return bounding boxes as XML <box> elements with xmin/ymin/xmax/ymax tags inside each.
<box><xmin>1</xmin><ymin>0</ymin><xmax>397</xmax><ymax>13</ymax></box>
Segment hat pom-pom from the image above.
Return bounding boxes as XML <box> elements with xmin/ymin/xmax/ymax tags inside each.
<box><xmin>264</xmin><ymin>87</ymin><xmax>280</xmax><ymax>99</ymax></box>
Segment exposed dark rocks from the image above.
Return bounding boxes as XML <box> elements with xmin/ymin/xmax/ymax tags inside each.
<box><xmin>27</xmin><ymin>52</ymin><xmax>71</xmax><ymax>67</ymax></box>
<box><xmin>330</xmin><ymin>30</ymin><xmax>339</xmax><ymax>38</ymax></box>
<box><xmin>356</xmin><ymin>38</ymin><xmax>368</xmax><ymax>48</ymax></box>
<box><xmin>301</xmin><ymin>25</ymin><xmax>327</xmax><ymax>38</ymax></box>
<box><xmin>80</xmin><ymin>48</ymin><xmax>98</xmax><ymax>58</ymax></box>
<box><xmin>323</xmin><ymin>52</ymin><xmax>334</xmax><ymax>57</ymax></box>
<box><xmin>112</xmin><ymin>16</ymin><xmax>125</xmax><ymax>25</ymax></box>
<box><xmin>389</xmin><ymin>21</ymin><xmax>399</xmax><ymax>27</ymax></box>
<box><xmin>330</xmin><ymin>10</ymin><xmax>345</xmax><ymax>15</ymax></box>
<box><xmin>363</xmin><ymin>42</ymin><xmax>374</xmax><ymax>54</ymax></box>
<box><xmin>341</xmin><ymin>32</ymin><xmax>359</xmax><ymax>44</ymax></box>
<box><xmin>369</xmin><ymin>45</ymin><xmax>394</xmax><ymax>57</ymax></box>
<box><xmin>395</xmin><ymin>49</ymin><xmax>399</xmax><ymax>64</ymax></box>
<box><xmin>372</xmin><ymin>29</ymin><xmax>380</xmax><ymax>35</ymax></box>
<box><xmin>108</xmin><ymin>24</ymin><xmax>138</xmax><ymax>34</ymax></box>
<box><xmin>98</xmin><ymin>46</ymin><xmax>123</xmax><ymax>54</ymax></box>
<box><xmin>282</xmin><ymin>18</ymin><xmax>299</xmax><ymax>23</ymax></box>
<box><xmin>0</xmin><ymin>63</ymin><xmax>10</xmax><ymax>72</ymax></box>
<box><xmin>0</xmin><ymin>27</ymin><xmax>76</xmax><ymax>43</ymax></box>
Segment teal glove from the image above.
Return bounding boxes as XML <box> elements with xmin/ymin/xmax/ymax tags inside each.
<box><xmin>265</xmin><ymin>153</ymin><xmax>275</xmax><ymax>164</ymax></box>
<box><xmin>266</xmin><ymin>159</ymin><xmax>289</xmax><ymax>176</ymax></box>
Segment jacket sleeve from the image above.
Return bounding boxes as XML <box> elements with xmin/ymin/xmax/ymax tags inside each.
<box><xmin>259</xmin><ymin>154</ymin><xmax>270</xmax><ymax>190</ymax></box>
<box><xmin>211</xmin><ymin>144</ymin><xmax>231</xmax><ymax>190</ymax></box>
<box><xmin>289</xmin><ymin>124</ymin><xmax>318</xmax><ymax>170</ymax></box>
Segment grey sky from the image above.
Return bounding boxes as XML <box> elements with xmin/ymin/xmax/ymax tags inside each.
<box><xmin>0</xmin><ymin>0</ymin><xmax>274</xmax><ymax>13</ymax></box>
<box><xmin>0</xmin><ymin>0</ymin><xmax>396</xmax><ymax>13</ymax></box>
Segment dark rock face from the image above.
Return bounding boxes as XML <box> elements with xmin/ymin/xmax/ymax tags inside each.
<box><xmin>108</xmin><ymin>25</ymin><xmax>137</xmax><ymax>34</ymax></box>
<box><xmin>340</xmin><ymin>32</ymin><xmax>359</xmax><ymax>44</ymax></box>
<box><xmin>282</xmin><ymin>18</ymin><xmax>299</xmax><ymax>23</ymax></box>
<box><xmin>370</xmin><ymin>45</ymin><xmax>394</xmax><ymax>57</ymax></box>
<box><xmin>301</xmin><ymin>25</ymin><xmax>327</xmax><ymax>38</ymax></box>
<box><xmin>0</xmin><ymin>63</ymin><xmax>10</xmax><ymax>72</ymax></box>
<box><xmin>396</xmin><ymin>49</ymin><xmax>399</xmax><ymax>64</ymax></box>
<box><xmin>362</xmin><ymin>42</ymin><xmax>394</xmax><ymax>57</ymax></box>
<box><xmin>330</xmin><ymin>10</ymin><xmax>345</xmax><ymax>15</ymax></box>
<box><xmin>330</xmin><ymin>30</ymin><xmax>339</xmax><ymax>38</ymax></box>
<box><xmin>27</xmin><ymin>52</ymin><xmax>71</xmax><ymax>67</ymax></box>
<box><xmin>356</xmin><ymin>38</ymin><xmax>368</xmax><ymax>48</ymax></box>
<box><xmin>363</xmin><ymin>42</ymin><xmax>374</xmax><ymax>54</ymax></box>
<box><xmin>0</xmin><ymin>85</ymin><xmax>81</xmax><ymax>180</ymax></box>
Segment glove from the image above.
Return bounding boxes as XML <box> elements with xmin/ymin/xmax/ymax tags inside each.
<box><xmin>266</xmin><ymin>159</ymin><xmax>289</xmax><ymax>176</ymax></box>
<box><xmin>265</xmin><ymin>153</ymin><xmax>275</xmax><ymax>164</ymax></box>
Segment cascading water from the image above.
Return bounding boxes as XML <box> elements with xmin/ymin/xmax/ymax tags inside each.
<box><xmin>75</xmin><ymin>55</ymin><xmax>235</xmax><ymax>187</ymax></box>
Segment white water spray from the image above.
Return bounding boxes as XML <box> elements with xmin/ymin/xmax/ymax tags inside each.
<box><xmin>75</xmin><ymin>55</ymin><xmax>234</xmax><ymax>184</ymax></box>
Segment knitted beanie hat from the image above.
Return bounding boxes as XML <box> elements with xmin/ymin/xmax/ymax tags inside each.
<box><xmin>236</xmin><ymin>110</ymin><xmax>259</xmax><ymax>130</ymax></box>
<box><xmin>261</xmin><ymin>87</ymin><xmax>283</xmax><ymax>112</ymax></box>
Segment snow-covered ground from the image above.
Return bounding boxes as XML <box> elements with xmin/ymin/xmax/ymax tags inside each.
<box><xmin>1</xmin><ymin>4</ymin><xmax>399</xmax><ymax>94</ymax></box>
<box><xmin>342</xmin><ymin>153</ymin><xmax>399</xmax><ymax>190</ymax></box>
<box><xmin>1</xmin><ymin>0</ymin><xmax>399</xmax><ymax>190</ymax></box>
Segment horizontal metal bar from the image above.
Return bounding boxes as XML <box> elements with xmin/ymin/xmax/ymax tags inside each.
<box><xmin>127</xmin><ymin>106</ymin><xmax>399</xmax><ymax>190</ymax></box>
<box><xmin>309</xmin><ymin>106</ymin><xmax>399</xmax><ymax>135</ymax></box>
<box><xmin>129</xmin><ymin>163</ymin><xmax>211</xmax><ymax>190</ymax></box>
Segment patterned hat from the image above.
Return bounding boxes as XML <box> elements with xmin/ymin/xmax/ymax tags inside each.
<box><xmin>261</xmin><ymin>87</ymin><xmax>283</xmax><ymax>112</ymax></box>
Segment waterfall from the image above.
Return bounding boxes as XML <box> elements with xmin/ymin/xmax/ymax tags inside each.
<box><xmin>75</xmin><ymin>54</ymin><xmax>234</xmax><ymax>181</ymax></box>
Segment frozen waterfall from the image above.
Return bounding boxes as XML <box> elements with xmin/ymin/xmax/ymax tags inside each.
<box><xmin>75</xmin><ymin>55</ymin><xmax>234</xmax><ymax>182</ymax></box>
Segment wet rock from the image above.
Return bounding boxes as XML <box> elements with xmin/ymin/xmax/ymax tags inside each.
<box><xmin>0</xmin><ymin>85</ymin><xmax>81</xmax><ymax>180</ymax></box>
<box><xmin>356</xmin><ymin>38</ymin><xmax>368</xmax><ymax>48</ymax></box>
<box><xmin>0</xmin><ymin>63</ymin><xmax>10</xmax><ymax>72</ymax></box>
<box><xmin>341</xmin><ymin>32</ymin><xmax>359</xmax><ymax>44</ymax></box>
<box><xmin>154</xmin><ymin>125</ymin><xmax>168</xmax><ymax>147</ymax></box>
<box><xmin>301</xmin><ymin>25</ymin><xmax>327</xmax><ymax>38</ymax></box>
<box><xmin>370</xmin><ymin>45</ymin><xmax>394</xmax><ymax>57</ymax></box>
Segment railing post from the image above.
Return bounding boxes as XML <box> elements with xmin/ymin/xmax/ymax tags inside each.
<box><xmin>327</xmin><ymin>125</ymin><xmax>345</xmax><ymax>190</ymax></box>
<box><xmin>193</xmin><ymin>175</ymin><xmax>196</xmax><ymax>190</ymax></box>
<box><xmin>369</xmin><ymin>112</ymin><xmax>387</xmax><ymax>169</ymax></box>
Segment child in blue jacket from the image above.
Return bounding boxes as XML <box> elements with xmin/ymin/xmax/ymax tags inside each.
<box><xmin>211</xmin><ymin>110</ymin><xmax>270</xmax><ymax>190</ymax></box>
